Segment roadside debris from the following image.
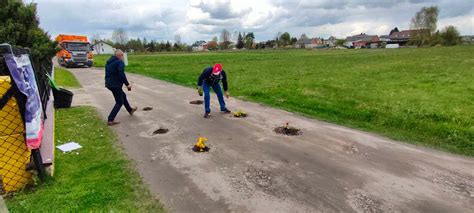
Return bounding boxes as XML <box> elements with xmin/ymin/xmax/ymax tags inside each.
<box><xmin>192</xmin><ymin>136</ymin><xmax>210</xmax><ymax>152</ymax></box>
<box><xmin>152</xmin><ymin>128</ymin><xmax>169</xmax><ymax>135</ymax></box>
<box><xmin>143</xmin><ymin>107</ymin><xmax>153</xmax><ymax>111</ymax></box>
<box><xmin>232</xmin><ymin>109</ymin><xmax>248</xmax><ymax>118</ymax></box>
<box><xmin>189</xmin><ymin>100</ymin><xmax>204</xmax><ymax>105</ymax></box>
<box><xmin>274</xmin><ymin>122</ymin><xmax>301</xmax><ymax>136</ymax></box>
<box><xmin>56</xmin><ymin>142</ymin><xmax>82</xmax><ymax>153</ymax></box>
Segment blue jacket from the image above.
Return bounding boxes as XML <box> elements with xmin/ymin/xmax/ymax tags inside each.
<box><xmin>105</xmin><ymin>56</ymin><xmax>129</xmax><ymax>88</ymax></box>
<box><xmin>197</xmin><ymin>67</ymin><xmax>228</xmax><ymax>91</ymax></box>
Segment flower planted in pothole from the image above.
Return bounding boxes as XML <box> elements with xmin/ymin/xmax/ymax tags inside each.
<box><xmin>274</xmin><ymin>122</ymin><xmax>302</xmax><ymax>136</ymax></box>
<box><xmin>192</xmin><ymin>136</ymin><xmax>210</xmax><ymax>152</ymax></box>
<box><xmin>232</xmin><ymin>109</ymin><xmax>247</xmax><ymax>118</ymax></box>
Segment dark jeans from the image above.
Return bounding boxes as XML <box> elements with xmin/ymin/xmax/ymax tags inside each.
<box><xmin>107</xmin><ymin>87</ymin><xmax>132</xmax><ymax>122</ymax></box>
<box><xmin>203</xmin><ymin>81</ymin><xmax>226</xmax><ymax>113</ymax></box>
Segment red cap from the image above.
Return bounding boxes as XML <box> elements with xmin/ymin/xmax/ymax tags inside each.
<box><xmin>212</xmin><ymin>63</ymin><xmax>222</xmax><ymax>75</ymax></box>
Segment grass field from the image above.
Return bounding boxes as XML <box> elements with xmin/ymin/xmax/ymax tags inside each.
<box><xmin>94</xmin><ymin>46</ymin><xmax>474</xmax><ymax>156</ymax></box>
<box><xmin>54</xmin><ymin>67</ymin><xmax>81</xmax><ymax>88</ymax></box>
<box><xmin>6</xmin><ymin>107</ymin><xmax>164</xmax><ymax>211</ymax></box>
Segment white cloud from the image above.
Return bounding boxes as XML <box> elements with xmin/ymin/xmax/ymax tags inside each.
<box><xmin>26</xmin><ymin>0</ymin><xmax>474</xmax><ymax>44</ymax></box>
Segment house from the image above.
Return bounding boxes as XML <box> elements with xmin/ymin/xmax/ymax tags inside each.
<box><xmin>192</xmin><ymin>40</ymin><xmax>208</xmax><ymax>51</ymax></box>
<box><xmin>389</xmin><ymin>29</ymin><xmax>429</xmax><ymax>45</ymax></box>
<box><xmin>379</xmin><ymin>35</ymin><xmax>391</xmax><ymax>42</ymax></box>
<box><xmin>325</xmin><ymin>36</ymin><xmax>337</xmax><ymax>47</ymax></box>
<box><xmin>92</xmin><ymin>40</ymin><xmax>115</xmax><ymax>55</ymax></box>
<box><xmin>295</xmin><ymin>34</ymin><xmax>311</xmax><ymax>48</ymax></box>
<box><xmin>305</xmin><ymin>38</ymin><xmax>324</xmax><ymax>49</ymax></box>
<box><xmin>345</xmin><ymin>33</ymin><xmax>380</xmax><ymax>48</ymax></box>
<box><xmin>461</xmin><ymin>35</ymin><xmax>474</xmax><ymax>44</ymax></box>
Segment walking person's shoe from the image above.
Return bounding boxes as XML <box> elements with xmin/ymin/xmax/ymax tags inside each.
<box><xmin>107</xmin><ymin>121</ymin><xmax>120</xmax><ymax>126</ymax></box>
<box><xmin>129</xmin><ymin>107</ymin><xmax>138</xmax><ymax>115</ymax></box>
<box><xmin>203</xmin><ymin>112</ymin><xmax>211</xmax><ymax>118</ymax></box>
<box><xmin>221</xmin><ymin>108</ymin><xmax>231</xmax><ymax>114</ymax></box>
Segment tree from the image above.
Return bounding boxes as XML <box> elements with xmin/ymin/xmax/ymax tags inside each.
<box><xmin>411</xmin><ymin>6</ymin><xmax>439</xmax><ymax>33</ymax></box>
<box><xmin>335</xmin><ymin>39</ymin><xmax>345</xmax><ymax>46</ymax></box>
<box><xmin>410</xmin><ymin>6</ymin><xmax>439</xmax><ymax>45</ymax></box>
<box><xmin>220</xmin><ymin>29</ymin><xmax>231</xmax><ymax>49</ymax></box>
<box><xmin>91</xmin><ymin>33</ymin><xmax>101</xmax><ymax>44</ymax></box>
<box><xmin>112</xmin><ymin>28</ymin><xmax>129</xmax><ymax>46</ymax></box>
<box><xmin>0</xmin><ymin>0</ymin><xmax>57</xmax><ymax>61</ymax></box>
<box><xmin>207</xmin><ymin>41</ymin><xmax>218</xmax><ymax>50</ymax></box>
<box><xmin>389</xmin><ymin>27</ymin><xmax>399</xmax><ymax>35</ymax></box>
<box><xmin>174</xmin><ymin>34</ymin><xmax>181</xmax><ymax>46</ymax></box>
<box><xmin>165</xmin><ymin>41</ymin><xmax>171</xmax><ymax>51</ymax></box>
<box><xmin>236</xmin><ymin>32</ymin><xmax>244</xmax><ymax>49</ymax></box>
<box><xmin>212</xmin><ymin>36</ymin><xmax>218</xmax><ymax>42</ymax></box>
<box><xmin>279</xmin><ymin>32</ymin><xmax>291</xmax><ymax>46</ymax></box>
<box><xmin>290</xmin><ymin>37</ymin><xmax>297</xmax><ymax>45</ymax></box>
<box><xmin>440</xmin><ymin>25</ymin><xmax>461</xmax><ymax>46</ymax></box>
<box><xmin>244</xmin><ymin>32</ymin><xmax>255</xmax><ymax>49</ymax></box>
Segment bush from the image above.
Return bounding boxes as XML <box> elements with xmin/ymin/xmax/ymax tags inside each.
<box><xmin>0</xmin><ymin>0</ymin><xmax>57</xmax><ymax>61</ymax></box>
<box><xmin>440</xmin><ymin>25</ymin><xmax>461</xmax><ymax>46</ymax></box>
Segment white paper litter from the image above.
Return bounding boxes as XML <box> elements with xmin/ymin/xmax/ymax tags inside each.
<box><xmin>56</xmin><ymin>142</ymin><xmax>82</xmax><ymax>153</ymax></box>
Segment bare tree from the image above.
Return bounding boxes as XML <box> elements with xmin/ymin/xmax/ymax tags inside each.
<box><xmin>174</xmin><ymin>34</ymin><xmax>181</xmax><ymax>45</ymax></box>
<box><xmin>91</xmin><ymin>33</ymin><xmax>101</xmax><ymax>44</ymax></box>
<box><xmin>220</xmin><ymin>29</ymin><xmax>231</xmax><ymax>49</ymax></box>
<box><xmin>410</xmin><ymin>6</ymin><xmax>439</xmax><ymax>33</ymax></box>
<box><xmin>111</xmin><ymin>28</ymin><xmax>129</xmax><ymax>45</ymax></box>
<box><xmin>410</xmin><ymin>6</ymin><xmax>439</xmax><ymax>45</ymax></box>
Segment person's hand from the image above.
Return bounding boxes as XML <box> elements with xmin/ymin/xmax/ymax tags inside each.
<box><xmin>197</xmin><ymin>86</ymin><xmax>203</xmax><ymax>96</ymax></box>
<box><xmin>224</xmin><ymin>91</ymin><xmax>230</xmax><ymax>98</ymax></box>
<box><xmin>127</xmin><ymin>85</ymin><xmax>132</xmax><ymax>91</ymax></box>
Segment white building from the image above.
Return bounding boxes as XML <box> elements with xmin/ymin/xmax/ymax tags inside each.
<box><xmin>92</xmin><ymin>41</ymin><xmax>115</xmax><ymax>55</ymax></box>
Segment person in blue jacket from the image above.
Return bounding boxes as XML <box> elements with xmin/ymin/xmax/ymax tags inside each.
<box><xmin>197</xmin><ymin>63</ymin><xmax>231</xmax><ymax>118</ymax></box>
<box><xmin>105</xmin><ymin>49</ymin><xmax>137</xmax><ymax>126</ymax></box>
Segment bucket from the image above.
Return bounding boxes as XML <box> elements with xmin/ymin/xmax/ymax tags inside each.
<box><xmin>53</xmin><ymin>88</ymin><xmax>73</xmax><ymax>108</ymax></box>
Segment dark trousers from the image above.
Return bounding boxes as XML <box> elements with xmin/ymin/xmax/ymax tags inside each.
<box><xmin>203</xmin><ymin>81</ymin><xmax>226</xmax><ymax>113</ymax></box>
<box><xmin>107</xmin><ymin>87</ymin><xmax>132</xmax><ymax>122</ymax></box>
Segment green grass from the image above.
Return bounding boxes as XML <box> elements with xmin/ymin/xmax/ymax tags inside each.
<box><xmin>6</xmin><ymin>106</ymin><xmax>164</xmax><ymax>212</ymax></box>
<box><xmin>54</xmin><ymin>67</ymin><xmax>81</xmax><ymax>88</ymax></box>
<box><xmin>94</xmin><ymin>46</ymin><xmax>474</xmax><ymax>156</ymax></box>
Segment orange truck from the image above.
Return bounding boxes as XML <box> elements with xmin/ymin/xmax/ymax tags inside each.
<box><xmin>55</xmin><ymin>34</ymin><xmax>93</xmax><ymax>67</ymax></box>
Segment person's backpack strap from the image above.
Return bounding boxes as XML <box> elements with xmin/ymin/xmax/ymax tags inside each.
<box><xmin>0</xmin><ymin>86</ymin><xmax>15</xmax><ymax>110</ymax></box>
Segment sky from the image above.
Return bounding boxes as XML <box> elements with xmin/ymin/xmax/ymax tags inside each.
<box><xmin>27</xmin><ymin>0</ymin><xmax>474</xmax><ymax>44</ymax></box>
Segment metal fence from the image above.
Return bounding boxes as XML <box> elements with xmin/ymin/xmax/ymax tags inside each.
<box><xmin>0</xmin><ymin>45</ymin><xmax>51</xmax><ymax>194</ymax></box>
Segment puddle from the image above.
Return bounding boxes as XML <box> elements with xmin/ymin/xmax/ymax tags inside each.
<box><xmin>189</xmin><ymin>100</ymin><xmax>204</xmax><ymax>105</ymax></box>
<box><xmin>143</xmin><ymin>107</ymin><xmax>153</xmax><ymax>111</ymax></box>
<box><xmin>152</xmin><ymin>128</ymin><xmax>169</xmax><ymax>135</ymax></box>
<box><xmin>274</xmin><ymin>126</ymin><xmax>301</xmax><ymax>136</ymax></box>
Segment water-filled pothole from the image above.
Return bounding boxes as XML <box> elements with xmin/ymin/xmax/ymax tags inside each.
<box><xmin>152</xmin><ymin>128</ymin><xmax>169</xmax><ymax>135</ymax></box>
<box><xmin>143</xmin><ymin>107</ymin><xmax>153</xmax><ymax>111</ymax></box>
<box><xmin>189</xmin><ymin>100</ymin><xmax>204</xmax><ymax>105</ymax></box>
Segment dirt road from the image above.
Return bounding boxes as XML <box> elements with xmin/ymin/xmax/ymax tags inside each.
<box><xmin>68</xmin><ymin>67</ymin><xmax>473</xmax><ymax>212</ymax></box>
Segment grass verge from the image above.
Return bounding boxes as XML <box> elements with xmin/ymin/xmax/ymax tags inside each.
<box><xmin>54</xmin><ymin>67</ymin><xmax>81</xmax><ymax>88</ymax></box>
<box><xmin>94</xmin><ymin>46</ymin><xmax>474</xmax><ymax>156</ymax></box>
<box><xmin>6</xmin><ymin>106</ymin><xmax>164</xmax><ymax>212</ymax></box>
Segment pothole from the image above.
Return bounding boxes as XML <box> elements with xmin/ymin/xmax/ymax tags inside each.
<box><xmin>274</xmin><ymin>123</ymin><xmax>301</xmax><ymax>136</ymax></box>
<box><xmin>189</xmin><ymin>100</ymin><xmax>204</xmax><ymax>105</ymax></box>
<box><xmin>152</xmin><ymin>128</ymin><xmax>169</xmax><ymax>135</ymax></box>
<box><xmin>192</xmin><ymin>146</ymin><xmax>210</xmax><ymax>152</ymax></box>
<box><xmin>143</xmin><ymin>107</ymin><xmax>153</xmax><ymax>111</ymax></box>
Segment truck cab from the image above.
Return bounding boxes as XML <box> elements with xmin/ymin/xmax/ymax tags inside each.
<box><xmin>55</xmin><ymin>34</ymin><xmax>93</xmax><ymax>67</ymax></box>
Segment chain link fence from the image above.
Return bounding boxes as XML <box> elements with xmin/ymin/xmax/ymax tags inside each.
<box><xmin>0</xmin><ymin>74</ymin><xmax>32</xmax><ymax>193</ymax></box>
